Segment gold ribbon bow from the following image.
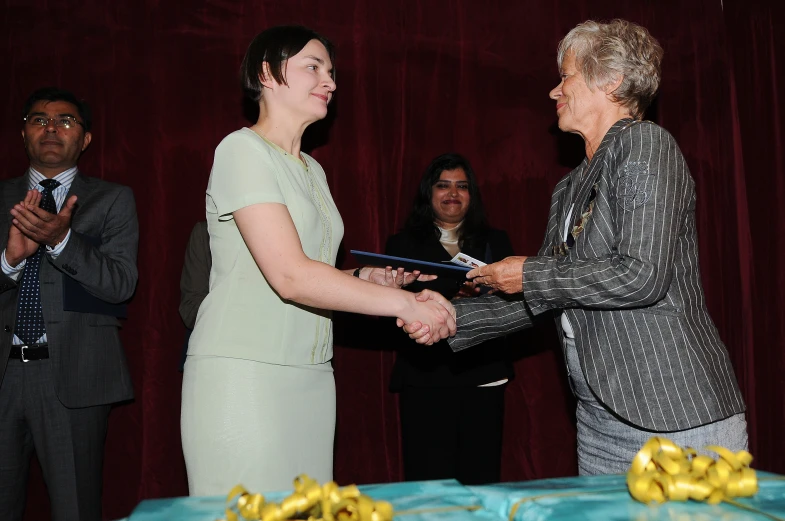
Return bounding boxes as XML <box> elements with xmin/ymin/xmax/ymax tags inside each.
<box><xmin>626</xmin><ymin>436</ymin><xmax>758</xmax><ymax>505</ymax></box>
<box><xmin>222</xmin><ymin>474</ymin><xmax>393</xmax><ymax>521</ymax></box>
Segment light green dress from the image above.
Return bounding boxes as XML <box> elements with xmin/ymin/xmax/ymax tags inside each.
<box><xmin>181</xmin><ymin>128</ymin><xmax>344</xmax><ymax>495</ymax></box>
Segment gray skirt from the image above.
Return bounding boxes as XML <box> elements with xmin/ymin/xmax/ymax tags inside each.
<box><xmin>562</xmin><ymin>335</ymin><xmax>748</xmax><ymax>475</ymax></box>
<box><xmin>181</xmin><ymin>355</ymin><xmax>335</xmax><ymax>495</ymax></box>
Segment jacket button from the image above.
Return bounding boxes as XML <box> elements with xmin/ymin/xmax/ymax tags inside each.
<box><xmin>4</xmin><ymin>326</ymin><xmax>10</xmax><ymax>332</ymax></box>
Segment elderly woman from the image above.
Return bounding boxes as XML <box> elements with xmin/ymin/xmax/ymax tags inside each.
<box><xmin>405</xmin><ymin>19</ymin><xmax>747</xmax><ymax>475</ymax></box>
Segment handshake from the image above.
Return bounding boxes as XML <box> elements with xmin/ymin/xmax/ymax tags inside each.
<box><xmin>389</xmin><ymin>255</ymin><xmax>528</xmax><ymax>345</ymax></box>
<box><xmin>395</xmin><ymin>289</ymin><xmax>456</xmax><ymax>345</ymax></box>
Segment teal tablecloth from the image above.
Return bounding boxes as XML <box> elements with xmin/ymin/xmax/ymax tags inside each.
<box><xmin>470</xmin><ymin>472</ymin><xmax>785</xmax><ymax>520</ymax></box>
<box><xmin>128</xmin><ymin>480</ymin><xmax>495</xmax><ymax>521</ymax></box>
<box><xmin>126</xmin><ymin>472</ymin><xmax>785</xmax><ymax>520</ymax></box>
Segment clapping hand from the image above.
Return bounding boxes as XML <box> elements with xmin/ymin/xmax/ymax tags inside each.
<box><xmin>6</xmin><ymin>190</ymin><xmax>44</xmax><ymax>267</ymax></box>
<box><xmin>10</xmin><ymin>190</ymin><xmax>77</xmax><ymax>248</ymax></box>
<box><xmin>396</xmin><ymin>289</ymin><xmax>456</xmax><ymax>345</ymax></box>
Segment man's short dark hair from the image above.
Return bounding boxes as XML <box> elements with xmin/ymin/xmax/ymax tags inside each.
<box><xmin>240</xmin><ymin>25</ymin><xmax>335</xmax><ymax>102</ymax></box>
<box><xmin>22</xmin><ymin>87</ymin><xmax>92</xmax><ymax>132</ymax></box>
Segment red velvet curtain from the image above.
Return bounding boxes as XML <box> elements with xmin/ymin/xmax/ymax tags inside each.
<box><xmin>1</xmin><ymin>0</ymin><xmax>783</xmax><ymax>518</ymax></box>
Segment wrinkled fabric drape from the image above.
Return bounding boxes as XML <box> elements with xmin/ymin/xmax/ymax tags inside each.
<box><xmin>0</xmin><ymin>0</ymin><xmax>782</xmax><ymax>519</ymax></box>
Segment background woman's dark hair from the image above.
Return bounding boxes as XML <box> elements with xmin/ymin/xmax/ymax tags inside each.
<box><xmin>241</xmin><ymin>25</ymin><xmax>335</xmax><ymax>102</ymax></box>
<box><xmin>403</xmin><ymin>153</ymin><xmax>489</xmax><ymax>249</ymax></box>
<box><xmin>22</xmin><ymin>87</ymin><xmax>92</xmax><ymax>132</ymax></box>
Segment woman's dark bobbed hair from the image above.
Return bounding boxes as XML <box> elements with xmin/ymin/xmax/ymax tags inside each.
<box><xmin>240</xmin><ymin>25</ymin><xmax>335</xmax><ymax>102</ymax></box>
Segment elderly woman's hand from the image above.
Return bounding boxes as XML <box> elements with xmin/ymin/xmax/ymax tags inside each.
<box><xmin>364</xmin><ymin>266</ymin><xmax>437</xmax><ymax>288</ymax></box>
<box><xmin>466</xmin><ymin>256</ymin><xmax>528</xmax><ymax>294</ymax></box>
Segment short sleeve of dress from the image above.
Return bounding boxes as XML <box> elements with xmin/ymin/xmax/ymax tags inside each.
<box><xmin>208</xmin><ymin>129</ymin><xmax>286</xmax><ymax>220</ymax></box>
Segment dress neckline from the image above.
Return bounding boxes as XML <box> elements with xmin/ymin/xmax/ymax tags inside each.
<box><xmin>244</xmin><ymin>127</ymin><xmax>309</xmax><ymax>170</ymax></box>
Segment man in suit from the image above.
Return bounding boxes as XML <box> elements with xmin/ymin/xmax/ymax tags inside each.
<box><xmin>0</xmin><ymin>87</ymin><xmax>138</xmax><ymax>520</ymax></box>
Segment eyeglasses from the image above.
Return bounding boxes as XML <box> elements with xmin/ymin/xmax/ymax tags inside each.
<box><xmin>23</xmin><ymin>115</ymin><xmax>84</xmax><ymax>129</ymax></box>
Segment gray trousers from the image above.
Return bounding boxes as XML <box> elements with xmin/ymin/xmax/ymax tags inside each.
<box><xmin>0</xmin><ymin>358</ymin><xmax>111</xmax><ymax>521</ymax></box>
<box><xmin>562</xmin><ymin>335</ymin><xmax>748</xmax><ymax>475</ymax></box>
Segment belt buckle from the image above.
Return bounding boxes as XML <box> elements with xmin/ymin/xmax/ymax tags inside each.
<box><xmin>20</xmin><ymin>345</ymin><xmax>29</xmax><ymax>363</ymax></box>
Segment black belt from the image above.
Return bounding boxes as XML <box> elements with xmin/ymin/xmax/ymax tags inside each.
<box><xmin>9</xmin><ymin>343</ymin><xmax>49</xmax><ymax>362</ymax></box>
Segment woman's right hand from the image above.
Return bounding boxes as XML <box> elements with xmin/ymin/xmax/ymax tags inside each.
<box><xmin>396</xmin><ymin>290</ymin><xmax>456</xmax><ymax>344</ymax></box>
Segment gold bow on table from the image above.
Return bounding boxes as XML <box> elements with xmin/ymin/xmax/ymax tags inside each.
<box><xmin>627</xmin><ymin>437</ymin><xmax>758</xmax><ymax>505</ymax></box>
<box><xmin>221</xmin><ymin>475</ymin><xmax>393</xmax><ymax>521</ymax></box>
<box><xmin>507</xmin><ymin>437</ymin><xmax>783</xmax><ymax>521</ymax></box>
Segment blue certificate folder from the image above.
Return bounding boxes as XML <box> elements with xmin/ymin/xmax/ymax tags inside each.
<box><xmin>351</xmin><ymin>250</ymin><xmax>471</xmax><ymax>280</ymax></box>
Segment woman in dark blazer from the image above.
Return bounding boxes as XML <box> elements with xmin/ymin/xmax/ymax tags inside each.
<box><xmin>385</xmin><ymin>153</ymin><xmax>514</xmax><ymax>485</ymax></box>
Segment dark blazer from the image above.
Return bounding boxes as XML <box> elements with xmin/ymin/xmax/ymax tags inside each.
<box><xmin>386</xmin><ymin>228</ymin><xmax>514</xmax><ymax>389</ymax></box>
<box><xmin>449</xmin><ymin>119</ymin><xmax>745</xmax><ymax>431</ymax></box>
<box><xmin>178</xmin><ymin>220</ymin><xmax>210</xmax><ymax>371</ymax></box>
<box><xmin>179</xmin><ymin>221</ymin><xmax>210</xmax><ymax>331</ymax></box>
<box><xmin>0</xmin><ymin>171</ymin><xmax>138</xmax><ymax>408</ymax></box>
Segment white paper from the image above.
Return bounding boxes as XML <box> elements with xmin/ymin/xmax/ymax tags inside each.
<box><xmin>449</xmin><ymin>252</ymin><xmax>486</xmax><ymax>269</ymax></box>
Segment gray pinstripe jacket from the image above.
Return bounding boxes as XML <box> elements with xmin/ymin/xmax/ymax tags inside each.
<box><xmin>449</xmin><ymin>118</ymin><xmax>745</xmax><ymax>431</ymax></box>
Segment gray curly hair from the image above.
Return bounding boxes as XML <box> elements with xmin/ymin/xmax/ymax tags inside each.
<box><xmin>557</xmin><ymin>19</ymin><xmax>664</xmax><ymax>119</ymax></box>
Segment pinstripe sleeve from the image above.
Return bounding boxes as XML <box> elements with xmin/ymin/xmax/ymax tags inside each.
<box><xmin>523</xmin><ymin>122</ymin><xmax>691</xmax><ymax>315</ymax></box>
<box><xmin>448</xmin><ymin>293</ymin><xmax>534</xmax><ymax>351</ymax></box>
<box><xmin>447</xmin><ymin>174</ymin><xmax>571</xmax><ymax>352</ymax></box>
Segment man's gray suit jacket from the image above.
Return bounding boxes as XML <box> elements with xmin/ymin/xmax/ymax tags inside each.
<box><xmin>449</xmin><ymin>118</ymin><xmax>745</xmax><ymax>432</ymax></box>
<box><xmin>0</xmin><ymin>171</ymin><xmax>138</xmax><ymax>408</ymax></box>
